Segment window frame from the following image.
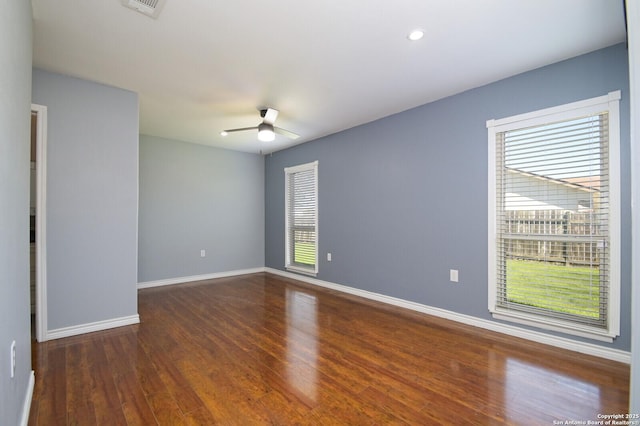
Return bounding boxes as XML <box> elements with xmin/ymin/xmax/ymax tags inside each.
<box><xmin>487</xmin><ymin>91</ymin><xmax>621</xmax><ymax>342</ymax></box>
<box><xmin>284</xmin><ymin>161</ymin><xmax>319</xmax><ymax>276</ymax></box>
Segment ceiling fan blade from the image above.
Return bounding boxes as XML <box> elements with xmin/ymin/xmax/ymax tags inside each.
<box><xmin>262</xmin><ymin>108</ymin><xmax>279</xmax><ymax>125</ymax></box>
<box><xmin>222</xmin><ymin>126</ymin><xmax>258</xmax><ymax>134</ymax></box>
<box><xmin>274</xmin><ymin>126</ymin><xmax>300</xmax><ymax>140</ymax></box>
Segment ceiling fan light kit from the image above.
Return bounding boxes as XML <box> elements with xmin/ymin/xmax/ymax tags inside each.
<box><xmin>258</xmin><ymin>123</ymin><xmax>275</xmax><ymax>142</ymax></box>
<box><xmin>222</xmin><ymin>108</ymin><xmax>300</xmax><ymax>142</ymax></box>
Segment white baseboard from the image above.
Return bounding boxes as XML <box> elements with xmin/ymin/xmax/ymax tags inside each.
<box><xmin>46</xmin><ymin>314</ymin><xmax>140</xmax><ymax>341</ymax></box>
<box><xmin>265</xmin><ymin>268</ymin><xmax>631</xmax><ymax>364</ymax></box>
<box><xmin>137</xmin><ymin>267</ymin><xmax>266</xmax><ymax>289</ymax></box>
<box><xmin>19</xmin><ymin>370</ymin><xmax>35</xmax><ymax>426</ymax></box>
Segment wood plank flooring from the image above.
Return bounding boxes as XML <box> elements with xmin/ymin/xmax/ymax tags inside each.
<box><xmin>29</xmin><ymin>272</ymin><xmax>630</xmax><ymax>425</ymax></box>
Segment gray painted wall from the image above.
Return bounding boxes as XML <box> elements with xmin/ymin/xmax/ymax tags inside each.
<box><xmin>138</xmin><ymin>135</ymin><xmax>264</xmax><ymax>282</ymax></box>
<box><xmin>0</xmin><ymin>0</ymin><xmax>32</xmax><ymax>423</ymax></box>
<box><xmin>265</xmin><ymin>43</ymin><xmax>632</xmax><ymax>351</ymax></box>
<box><xmin>32</xmin><ymin>69</ymin><xmax>139</xmax><ymax>331</ymax></box>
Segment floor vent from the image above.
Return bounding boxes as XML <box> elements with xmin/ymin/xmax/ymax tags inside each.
<box><xmin>121</xmin><ymin>0</ymin><xmax>166</xmax><ymax>19</ymax></box>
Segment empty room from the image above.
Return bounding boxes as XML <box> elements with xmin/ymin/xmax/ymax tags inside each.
<box><xmin>1</xmin><ymin>0</ymin><xmax>639</xmax><ymax>425</ymax></box>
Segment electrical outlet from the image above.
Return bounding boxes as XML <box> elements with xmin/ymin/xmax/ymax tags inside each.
<box><xmin>10</xmin><ymin>340</ymin><xmax>16</xmax><ymax>379</ymax></box>
<box><xmin>200</xmin><ymin>249</ymin><xmax>206</xmax><ymax>258</ymax></box>
<box><xmin>327</xmin><ymin>252</ymin><xmax>332</xmax><ymax>262</ymax></box>
<box><xmin>450</xmin><ymin>269</ymin><xmax>459</xmax><ymax>283</ymax></box>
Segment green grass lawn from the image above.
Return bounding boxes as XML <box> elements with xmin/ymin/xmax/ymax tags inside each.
<box><xmin>294</xmin><ymin>242</ymin><xmax>316</xmax><ymax>265</ymax></box>
<box><xmin>506</xmin><ymin>259</ymin><xmax>601</xmax><ymax>319</ymax></box>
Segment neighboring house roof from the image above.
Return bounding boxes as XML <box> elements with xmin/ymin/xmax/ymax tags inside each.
<box><xmin>506</xmin><ymin>168</ymin><xmax>599</xmax><ymax>193</ymax></box>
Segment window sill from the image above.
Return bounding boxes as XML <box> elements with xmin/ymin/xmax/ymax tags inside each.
<box><xmin>490</xmin><ymin>309</ymin><xmax>617</xmax><ymax>343</ymax></box>
<box><xmin>285</xmin><ymin>265</ymin><xmax>317</xmax><ymax>277</ymax></box>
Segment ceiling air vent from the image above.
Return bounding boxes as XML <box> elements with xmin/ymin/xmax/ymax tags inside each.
<box><xmin>121</xmin><ymin>0</ymin><xmax>166</xmax><ymax>19</ymax></box>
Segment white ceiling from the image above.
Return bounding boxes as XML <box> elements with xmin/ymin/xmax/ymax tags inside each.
<box><xmin>31</xmin><ymin>0</ymin><xmax>626</xmax><ymax>154</ymax></box>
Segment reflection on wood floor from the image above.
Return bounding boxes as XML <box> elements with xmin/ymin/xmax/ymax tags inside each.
<box><xmin>29</xmin><ymin>272</ymin><xmax>629</xmax><ymax>424</ymax></box>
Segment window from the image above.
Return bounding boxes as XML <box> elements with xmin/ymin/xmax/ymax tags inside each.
<box><xmin>487</xmin><ymin>91</ymin><xmax>620</xmax><ymax>342</ymax></box>
<box><xmin>285</xmin><ymin>161</ymin><xmax>318</xmax><ymax>276</ymax></box>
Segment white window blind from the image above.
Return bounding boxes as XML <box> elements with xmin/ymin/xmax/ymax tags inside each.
<box><xmin>285</xmin><ymin>161</ymin><xmax>318</xmax><ymax>276</ymax></box>
<box><xmin>487</xmin><ymin>91</ymin><xmax>620</xmax><ymax>341</ymax></box>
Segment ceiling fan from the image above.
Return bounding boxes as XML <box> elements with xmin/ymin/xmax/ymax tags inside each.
<box><xmin>221</xmin><ymin>108</ymin><xmax>300</xmax><ymax>142</ymax></box>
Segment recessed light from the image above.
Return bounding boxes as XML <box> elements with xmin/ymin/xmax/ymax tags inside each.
<box><xmin>220</xmin><ymin>131</ymin><xmax>228</xmax><ymax>136</ymax></box>
<box><xmin>408</xmin><ymin>29</ymin><xmax>424</xmax><ymax>41</ymax></box>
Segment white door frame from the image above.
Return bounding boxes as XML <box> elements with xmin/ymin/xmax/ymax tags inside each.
<box><xmin>31</xmin><ymin>103</ymin><xmax>48</xmax><ymax>342</ymax></box>
<box><xmin>627</xmin><ymin>0</ymin><xmax>640</xmax><ymax>413</ymax></box>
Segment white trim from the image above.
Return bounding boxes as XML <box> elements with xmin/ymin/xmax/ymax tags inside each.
<box><xmin>627</xmin><ymin>0</ymin><xmax>640</xmax><ymax>413</ymax></box>
<box><xmin>284</xmin><ymin>264</ymin><xmax>318</xmax><ymax>277</ymax></box>
<box><xmin>486</xmin><ymin>92</ymin><xmax>622</xmax><ymax>342</ymax></box>
<box><xmin>19</xmin><ymin>371</ymin><xmax>35</xmax><ymax>426</ymax></box>
<box><xmin>487</xmin><ymin>91</ymin><xmax>621</xmax><ymax>130</ymax></box>
<box><xmin>284</xmin><ymin>160</ymin><xmax>318</xmax><ymax>175</ymax></box>
<box><xmin>46</xmin><ymin>315</ymin><xmax>140</xmax><ymax>341</ymax></box>
<box><xmin>31</xmin><ymin>104</ymin><xmax>48</xmax><ymax>343</ymax></box>
<box><xmin>487</xmin><ymin>120</ymin><xmax>497</xmax><ymax>313</ymax></box>
<box><xmin>137</xmin><ymin>267</ymin><xmax>266</xmax><ymax>289</ymax></box>
<box><xmin>491</xmin><ymin>310</ymin><xmax>615</xmax><ymax>343</ymax></box>
<box><xmin>264</xmin><ymin>268</ymin><xmax>631</xmax><ymax>364</ymax></box>
<box><xmin>133</xmin><ymin>95</ymin><xmax>140</xmax><ymax>333</ymax></box>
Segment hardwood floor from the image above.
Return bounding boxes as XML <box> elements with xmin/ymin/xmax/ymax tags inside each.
<box><xmin>29</xmin><ymin>273</ymin><xmax>629</xmax><ymax>425</ymax></box>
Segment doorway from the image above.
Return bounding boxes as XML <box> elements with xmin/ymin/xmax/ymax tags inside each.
<box><xmin>31</xmin><ymin>104</ymin><xmax>47</xmax><ymax>342</ymax></box>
